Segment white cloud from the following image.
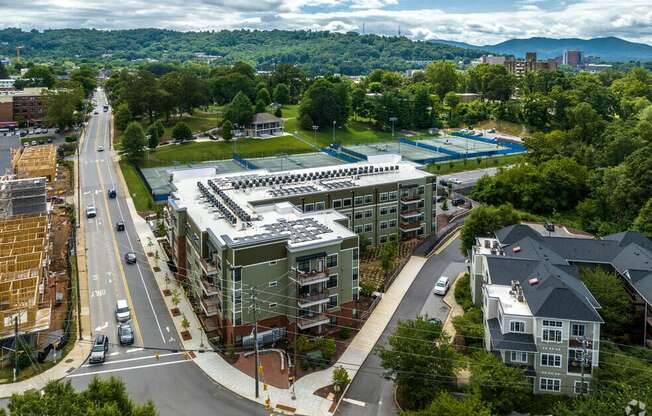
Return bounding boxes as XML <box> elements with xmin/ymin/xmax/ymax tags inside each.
<box><xmin>0</xmin><ymin>0</ymin><xmax>651</xmax><ymax>46</ymax></box>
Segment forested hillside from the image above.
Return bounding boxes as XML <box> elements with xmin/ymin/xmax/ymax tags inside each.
<box><xmin>0</xmin><ymin>28</ymin><xmax>484</xmax><ymax>74</ymax></box>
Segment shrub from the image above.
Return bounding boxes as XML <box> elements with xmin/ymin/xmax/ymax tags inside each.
<box><xmin>338</xmin><ymin>327</ymin><xmax>351</xmax><ymax>340</ymax></box>
<box><xmin>454</xmin><ymin>274</ymin><xmax>473</xmax><ymax>311</ymax></box>
<box><xmin>64</xmin><ymin>135</ymin><xmax>77</xmax><ymax>142</ymax></box>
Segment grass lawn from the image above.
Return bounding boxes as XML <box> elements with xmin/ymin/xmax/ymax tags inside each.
<box><xmin>141</xmin><ymin>135</ymin><xmax>315</xmax><ymax>168</ymax></box>
<box><xmin>475</xmin><ymin>119</ymin><xmax>531</xmax><ymax>138</ymax></box>
<box><xmin>426</xmin><ymin>153</ymin><xmax>524</xmax><ymax>175</ymax></box>
<box><xmin>119</xmin><ymin>160</ymin><xmax>154</xmax><ymax>212</ymax></box>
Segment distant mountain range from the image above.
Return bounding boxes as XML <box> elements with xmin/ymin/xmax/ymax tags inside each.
<box><xmin>430</xmin><ymin>37</ymin><xmax>652</xmax><ymax>62</ymax></box>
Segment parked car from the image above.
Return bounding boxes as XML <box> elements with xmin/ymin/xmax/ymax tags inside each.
<box><xmin>433</xmin><ymin>276</ymin><xmax>451</xmax><ymax>295</ymax></box>
<box><xmin>124</xmin><ymin>252</ymin><xmax>137</xmax><ymax>264</ymax></box>
<box><xmin>47</xmin><ymin>137</ymin><xmax>53</xmax><ymax>143</ymax></box>
<box><xmin>451</xmin><ymin>197</ymin><xmax>466</xmax><ymax>207</ymax></box>
<box><xmin>428</xmin><ymin>317</ymin><xmax>443</xmax><ymax>326</ymax></box>
<box><xmin>118</xmin><ymin>323</ymin><xmax>135</xmax><ymax>345</ymax></box>
<box><xmin>89</xmin><ymin>334</ymin><xmax>109</xmax><ymax>364</ymax></box>
<box><xmin>449</xmin><ymin>177</ymin><xmax>463</xmax><ymax>185</ymax></box>
<box><xmin>85</xmin><ymin>206</ymin><xmax>97</xmax><ymax>218</ymax></box>
<box><xmin>30</xmin><ymin>140</ymin><xmax>37</xmax><ymax>146</ymax></box>
<box><xmin>115</xmin><ymin>299</ymin><xmax>131</xmax><ymax>322</ymax></box>
<box><xmin>115</xmin><ymin>221</ymin><xmax>125</xmax><ymax>232</ymax></box>
<box><xmin>435</xmin><ymin>195</ymin><xmax>445</xmax><ymax>203</ymax></box>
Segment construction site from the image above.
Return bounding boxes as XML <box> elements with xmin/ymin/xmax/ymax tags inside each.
<box><xmin>0</xmin><ymin>146</ymin><xmax>75</xmax><ymax>379</ymax></box>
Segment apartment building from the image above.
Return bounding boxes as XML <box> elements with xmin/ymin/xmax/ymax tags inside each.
<box><xmin>165</xmin><ymin>155</ymin><xmax>434</xmax><ymax>346</ymax></box>
<box><xmin>504</xmin><ymin>52</ymin><xmax>558</xmax><ymax>77</ymax></box>
<box><xmin>471</xmin><ymin>223</ymin><xmax>652</xmax><ymax>394</ymax></box>
<box><xmin>0</xmin><ymin>88</ymin><xmax>47</xmax><ymax>124</ymax></box>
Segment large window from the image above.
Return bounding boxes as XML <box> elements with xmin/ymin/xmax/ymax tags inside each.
<box><xmin>354</xmin><ymin>211</ymin><xmax>363</xmax><ymax>220</ymax></box>
<box><xmin>343</xmin><ymin>198</ymin><xmax>352</xmax><ymax>208</ymax></box>
<box><xmin>364</xmin><ymin>210</ymin><xmax>373</xmax><ymax>218</ymax></box>
<box><xmin>328</xmin><ymin>294</ymin><xmax>338</xmax><ymax>309</ymax></box>
<box><xmin>304</xmin><ymin>203</ymin><xmax>314</xmax><ymax>213</ymax></box>
<box><xmin>541</xmin><ymin>353</ymin><xmax>562</xmax><ymax>367</ymax></box>
<box><xmin>315</xmin><ymin>201</ymin><xmax>326</xmax><ymax>211</ymax></box>
<box><xmin>364</xmin><ymin>195</ymin><xmax>373</xmax><ymax>204</ymax></box>
<box><xmin>380</xmin><ymin>192</ymin><xmax>389</xmax><ymax>202</ymax></box>
<box><xmin>353</xmin><ymin>248</ymin><xmax>359</xmax><ymax>261</ymax></box>
<box><xmin>542</xmin><ymin>320</ymin><xmax>563</xmax><ymax>327</ymax></box>
<box><xmin>574</xmin><ymin>381</ymin><xmax>590</xmax><ymax>394</ymax></box>
<box><xmin>510</xmin><ymin>351</ymin><xmax>528</xmax><ymax>363</ymax></box>
<box><xmin>380</xmin><ymin>221</ymin><xmax>388</xmax><ymax>230</ymax></box>
<box><xmin>364</xmin><ymin>224</ymin><xmax>373</xmax><ymax>232</ymax></box>
<box><xmin>327</xmin><ymin>254</ymin><xmax>338</xmax><ymax>268</ymax></box>
<box><xmin>539</xmin><ymin>378</ymin><xmax>561</xmax><ymax>392</ymax></box>
<box><xmin>510</xmin><ymin>321</ymin><xmax>525</xmax><ymax>333</ymax></box>
<box><xmin>232</xmin><ymin>268</ymin><xmax>241</xmax><ymax>282</ymax></box>
<box><xmin>542</xmin><ymin>329</ymin><xmax>562</xmax><ymax>342</ymax></box>
<box><xmin>327</xmin><ymin>274</ymin><xmax>338</xmax><ymax>289</ymax></box>
<box><xmin>354</xmin><ymin>196</ymin><xmax>364</xmax><ymax>206</ymax></box>
<box><xmin>380</xmin><ymin>207</ymin><xmax>389</xmax><ymax>215</ymax></box>
<box><xmin>571</xmin><ymin>323</ymin><xmax>586</xmax><ymax>337</ymax></box>
<box><xmin>333</xmin><ymin>199</ymin><xmax>342</xmax><ymax>209</ymax></box>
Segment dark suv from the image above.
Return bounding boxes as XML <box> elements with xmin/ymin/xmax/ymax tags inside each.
<box><xmin>89</xmin><ymin>334</ymin><xmax>109</xmax><ymax>364</ymax></box>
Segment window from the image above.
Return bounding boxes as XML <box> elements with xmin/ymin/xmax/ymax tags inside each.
<box><xmin>269</xmin><ymin>281</ymin><xmax>277</xmax><ymax>288</ymax></box>
<box><xmin>364</xmin><ymin>195</ymin><xmax>373</xmax><ymax>204</ymax></box>
<box><xmin>333</xmin><ymin>199</ymin><xmax>342</xmax><ymax>209</ymax></box>
<box><xmin>543</xmin><ymin>320</ymin><xmax>563</xmax><ymax>327</ymax></box>
<box><xmin>380</xmin><ymin>192</ymin><xmax>389</xmax><ymax>202</ymax></box>
<box><xmin>571</xmin><ymin>323</ymin><xmax>585</xmax><ymax>337</ymax></box>
<box><xmin>364</xmin><ymin>210</ymin><xmax>373</xmax><ymax>218</ymax></box>
<box><xmin>380</xmin><ymin>235</ymin><xmax>388</xmax><ymax>243</ymax></box>
<box><xmin>304</xmin><ymin>203</ymin><xmax>314</xmax><ymax>213</ymax></box>
<box><xmin>353</xmin><ymin>248</ymin><xmax>359</xmax><ymax>261</ymax></box>
<box><xmin>541</xmin><ymin>354</ymin><xmax>562</xmax><ymax>367</ymax></box>
<box><xmin>354</xmin><ymin>225</ymin><xmax>363</xmax><ymax>234</ymax></box>
<box><xmin>510</xmin><ymin>321</ymin><xmax>525</xmax><ymax>333</ymax></box>
<box><xmin>389</xmin><ymin>191</ymin><xmax>398</xmax><ymax>200</ymax></box>
<box><xmin>328</xmin><ymin>294</ymin><xmax>338</xmax><ymax>309</ymax></box>
<box><xmin>364</xmin><ymin>224</ymin><xmax>373</xmax><ymax>232</ymax></box>
<box><xmin>539</xmin><ymin>378</ymin><xmax>561</xmax><ymax>392</ymax></box>
<box><xmin>234</xmin><ymin>290</ymin><xmax>242</xmax><ymax>306</ymax></box>
<box><xmin>354</xmin><ymin>212</ymin><xmax>363</xmax><ymax>220</ymax></box>
<box><xmin>389</xmin><ymin>219</ymin><xmax>397</xmax><ymax>228</ymax></box>
<box><xmin>327</xmin><ymin>274</ymin><xmax>338</xmax><ymax>288</ymax></box>
<box><xmin>352</xmin><ymin>268</ymin><xmax>359</xmax><ymax>281</ymax></box>
<box><xmin>343</xmin><ymin>198</ymin><xmax>352</xmax><ymax>208</ymax></box>
<box><xmin>330</xmin><ymin>316</ymin><xmax>337</xmax><ymax>326</ymax></box>
<box><xmin>542</xmin><ymin>329</ymin><xmax>562</xmax><ymax>342</ymax></box>
<box><xmin>232</xmin><ymin>268</ymin><xmax>241</xmax><ymax>282</ymax></box>
<box><xmin>574</xmin><ymin>381</ymin><xmax>590</xmax><ymax>394</ymax></box>
<box><xmin>315</xmin><ymin>202</ymin><xmax>325</xmax><ymax>211</ymax></box>
<box><xmin>354</xmin><ymin>196</ymin><xmax>364</xmax><ymax>206</ymax></box>
<box><xmin>327</xmin><ymin>254</ymin><xmax>338</xmax><ymax>268</ymax></box>
<box><xmin>510</xmin><ymin>351</ymin><xmax>528</xmax><ymax>363</ymax></box>
<box><xmin>268</xmin><ymin>303</ymin><xmax>277</xmax><ymax>309</ymax></box>
<box><xmin>380</xmin><ymin>221</ymin><xmax>388</xmax><ymax>230</ymax></box>
<box><xmin>234</xmin><ymin>313</ymin><xmax>242</xmax><ymax>326</ymax></box>
<box><xmin>352</xmin><ymin>287</ymin><xmax>359</xmax><ymax>301</ymax></box>
<box><xmin>380</xmin><ymin>207</ymin><xmax>389</xmax><ymax>215</ymax></box>
<box><xmin>389</xmin><ymin>206</ymin><xmax>397</xmax><ymax>214</ymax></box>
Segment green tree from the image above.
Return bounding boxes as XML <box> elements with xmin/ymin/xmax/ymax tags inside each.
<box><xmin>634</xmin><ymin>198</ymin><xmax>652</xmax><ymax>238</ymax></box>
<box><xmin>43</xmin><ymin>85</ymin><xmax>84</xmax><ymax>130</ymax></box>
<box><xmin>331</xmin><ymin>366</ymin><xmax>351</xmax><ymax>392</ymax></box>
<box><xmin>469</xmin><ymin>351</ymin><xmax>530</xmax><ymax>415</ymax></box>
<box><xmin>120</xmin><ymin>122</ymin><xmax>146</xmax><ymax>162</ymax></box>
<box><xmin>222</xmin><ymin>119</ymin><xmax>233</xmax><ymax>141</ymax></box>
<box><xmin>0</xmin><ymin>63</ymin><xmax>9</xmax><ymax>79</ymax></box>
<box><xmin>152</xmin><ymin>120</ymin><xmax>165</xmax><ymax>139</ymax></box>
<box><xmin>379</xmin><ymin>317</ymin><xmax>459</xmax><ymax>410</ymax></box>
<box><xmin>379</xmin><ymin>239</ymin><xmax>397</xmax><ymax>278</ymax></box>
<box><xmin>255</xmin><ymin>98</ymin><xmax>267</xmax><ymax>114</ymax></box>
<box><xmin>24</xmin><ymin>64</ymin><xmax>56</xmax><ymax>88</ymax></box>
<box><xmin>114</xmin><ymin>103</ymin><xmax>132</xmax><ymax>131</ymax></box>
<box><xmin>274</xmin><ymin>106</ymin><xmax>282</xmax><ymax>118</ymax></box>
<box><xmin>299</xmin><ymin>78</ymin><xmax>349</xmax><ymax>128</ymax></box>
<box><xmin>224</xmin><ymin>91</ymin><xmax>253</xmax><ymax>127</ymax></box>
<box><xmin>299</xmin><ymin>113</ymin><xmax>314</xmax><ymax>131</ymax></box>
<box><xmin>402</xmin><ymin>392</ymin><xmax>491</xmax><ymax>416</ymax></box>
<box><xmin>171</xmin><ymin>122</ymin><xmax>193</xmax><ymax>142</ymax></box>
<box><xmin>425</xmin><ymin>61</ymin><xmax>459</xmax><ymax>98</ymax></box>
<box><xmin>460</xmin><ymin>204</ymin><xmax>520</xmax><ymax>253</ymax></box>
<box><xmin>273</xmin><ymin>83</ymin><xmax>290</xmax><ymax>105</ymax></box>
<box><xmin>350</xmin><ymin>85</ymin><xmax>367</xmax><ymax>120</ymax></box>
<box><xmin>146</xmin><ymin>124</ymin><xmax>160</xmax><ymax>149</ymax></box>
<box><xmin>256</xmin><ymin>88</ymin><xmax>271</xmax><ymax>106</ymax></box>
<box><xmin>580</xmin><ymin>267</ymin><xmax>631</xmax><ymax>336</ymax></box>
<box><xmin>70</xmin><ymin>64</ymin><xmax>97</xmax><ymax>97</ymax></box>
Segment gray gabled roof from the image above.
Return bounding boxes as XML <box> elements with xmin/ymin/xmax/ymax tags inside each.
<box><xmin>251</xmin><ymin>112</ymin><xmax>281</xmax><ymax>125</ymax></box>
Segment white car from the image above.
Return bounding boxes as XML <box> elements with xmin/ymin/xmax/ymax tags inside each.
<box><xmin>433</xmin><ymin>276</ymin><xmax>451</xmax><ymax>296</ymax></box>
<box><xmin>449</xmin><ymin>177</ymin><xmax>463</xmax><ymax>185</ymax></box>
<box><xmin>85</xmin><ymin>206</ymin><xmax>97</xmax><ymax>218</ymax></box>
<box><xmin>115</xmin><ymin>299</ymin><xmax>131</xmax><ymax>322</ymax></box>
<box><xmin>97</xmin><ymin>145</ymin><xmax>104</xmax><ymax>152</ymax></box>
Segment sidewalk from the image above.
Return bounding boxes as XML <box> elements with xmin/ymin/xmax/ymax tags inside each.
<box><xmin>113</xmin><ymin>155</ymin><xmax>435</xmax><ymax>415</ymax></box>
<box><xmin>442</xmin><ymin>272</ymin><xmax>466</xmax><ymax>339</ymax></box>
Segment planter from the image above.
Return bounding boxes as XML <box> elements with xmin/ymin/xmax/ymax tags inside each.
<box><xmin>163</xmin><ymin>288</ymin><xmax>172</xmax><ymax>296</ymax></box>
<box><xmin>171</xmin><ymin>307</ymin><xmax>181</xmax><ymax>316</ymax></box>
<box><xmin>153</xmin><ymin>266</ymin><xmax>161</xmax><ymax>272</ymax></box>
<box><xmin>181</xmin><ymin>330</ymin><xmax>192</xmax><ymax>340</ymax></box>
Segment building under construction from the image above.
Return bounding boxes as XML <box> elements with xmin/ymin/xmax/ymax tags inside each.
<box><xmin>0</xmin><ymin>213</ymin><xmax>51</xmax><ymax>342</ymax></box>
<box><xmin>0</xmin><ymin>176</ymin><xmax>48</xmax><ymax>219</ymax></box>
<box><xmin>11</xmin><ymin>145</ymin><xmax>57</xmax><ymax>181</ymax></box>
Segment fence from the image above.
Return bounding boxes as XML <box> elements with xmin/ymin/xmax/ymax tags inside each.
<box><xmin>449</xmin><ymin>131</ymin><xmax>526</xmax><ymax>152</ymax></box>
<box><xmin>330</xmin><ymin>144</ymin><xmax>368</xmax><ymax>161</ymax></box>
<box><xmin>233</xmin><ymin>154</ymin><xmax>260</xmax><ymax>170</ymax></box>
<box><xmin>321</xmin><ymin>147</ymin><xmax>361</xmax><ymax>163</ymax></box>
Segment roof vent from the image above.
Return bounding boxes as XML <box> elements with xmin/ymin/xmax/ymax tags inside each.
<box><xmin>528</xmin><ymin>277</ymin><xmax>539</xmax><ymax>285</ymax></box>
<box><xmin>512</xmin><ymin>246</ymin><xmax>521</xmax><ymax>253</ymax></box>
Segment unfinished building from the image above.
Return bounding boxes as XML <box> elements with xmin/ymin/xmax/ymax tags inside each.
<box><xmin>0</xmin><ymin>214</ymin><xmax>51</xmax><ymax>342</ymax></box>
<box><xmin>0</xmin><ymin>176</ymin><xmax>48</xmax><ymax>219</ymax></box>
<box><xmin>12</xmin><ymin>145</ymin><xmax>57</xmax><ymax>181</ymax></box>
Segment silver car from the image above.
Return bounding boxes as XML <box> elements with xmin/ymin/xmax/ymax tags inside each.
<box><xmin>115</xmin><ymin>299</ymin><xmax>131</xmax><ymax>322</ymax></box>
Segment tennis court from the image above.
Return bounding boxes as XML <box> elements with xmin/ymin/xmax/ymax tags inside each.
<box><xmin>343</xmin><ymin>142</ymin><xmax>447</xmax><ymax>162</ymax></box>
<box><xmin>246</xmin><ymin>152</ymin><xmax>346</xmax><ymax>172</ymax></box>
<box><xmin>141</xmin><ymin>159</ymin><xmax>246</xmax><ymax>201</ymax></box>
<box><xmin>419</xmin><ymin>135</ymin><xmax>508</xmax><ymax>153</ymax></box>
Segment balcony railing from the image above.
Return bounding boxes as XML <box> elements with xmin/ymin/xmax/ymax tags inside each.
<box><xmin>200</xmin><ymin>278</ymin><xmax>220</xmax><ymax>297</ymax></box>
<box><xmin>200</xmin><ymin>297</ymin><xmax>220</xmax><ymax>317</ymax></box>
<box><xmin>568</xmin><ymin>358</ymin><xmax>592</xmax><ymax>374</ymax></box>
<box><xmin>297</xmin><ymin>268</ymin><xmax>329</xmax><ymax>285</ymax></box>
<box><xmin>297</xmin><ymin>313</ymin><xmax>330</xmax><ymax>330</ymax></box>
<box><xmin>199</xmin><ymin>256</ymin><xmax>218</xmax><ymax>276</ymax></box>
<box><xmin>400</xmin><ymin>209</ymin><xmax>422</xmax><ymax>218</ymax></box>
<box><xmin>399</xmin><ymin>220</ymin><xmax>422</xmax><ymax>231</ymax></box>
<box><xmin>297</xmin><ymin>291</ymin><xmax>329</xmax><ymax>307</ymax></box>
<box><xmin>400</xmin><ymin>194</ymin><xmax>422</xmax><ymax>202</ymax></box>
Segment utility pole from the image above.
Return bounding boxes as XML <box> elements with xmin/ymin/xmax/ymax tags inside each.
<box><xmin>389</xmin><ymin>117</ymin><xmax>398</xmax><ymax>154</ymax></box>
<box><xmin>332</xmin><ymin>121</ymin><xmax>336</xmax><ymax>146</ymax></box>
<box><xmin>252</xmin><ymin>287</ymin><xmax>260</xmax><ymax>399</ymax></box>
<box><xmin>312</xmin><ymin>125</ymin><xmax>318</xmax><ymax>145</ymax></box>
<box><xmin>578</xmin><ymin>335</ymin><xmax>589</xmax><ymax>396</ymax></box>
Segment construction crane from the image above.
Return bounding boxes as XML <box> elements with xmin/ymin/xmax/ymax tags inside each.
<box><xmin>16</xmin><ymin>45</ymin><xmax>24</xmax><ymax>64</ymax></box>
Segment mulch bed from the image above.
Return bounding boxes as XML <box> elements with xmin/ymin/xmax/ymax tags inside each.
<box><xmin>163</xmin><ymin>289</ymin><xmax>172</xmax><ymax>296</ymax></box>
<box><xmin>171</xmin><ymin>307</ymin><xmax>181</xmax><ymax>316</ymax></box>
<box><xmin>181</xmin><ymin>331</ymin><xmax>192</xmax><ymax>340</ymax></box>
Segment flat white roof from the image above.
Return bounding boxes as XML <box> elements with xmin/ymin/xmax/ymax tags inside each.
<box><xmin>486</xmin><ymin>285</ymin><xmax>533</xmax><ymax>317</ymax></box>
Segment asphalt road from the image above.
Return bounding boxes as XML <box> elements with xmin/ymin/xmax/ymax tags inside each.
<box><xmin>68</xmin><ymin>88</ymin><xmax>266</xmax><ymax>416</ymax></box>
<box><xmin>337</xmin><ymin>237</ymin><xmax>466</xmax><ymax>416</ymax></box>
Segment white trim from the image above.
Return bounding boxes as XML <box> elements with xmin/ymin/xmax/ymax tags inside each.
<box><xmin>509</xmin><ymin>320</ymin><xmax>526</xmax><ymax>333</ymax></box>
<box><xmin>539</xmin><ymin>377</ymin><xmax>561</xmax><ymax>392</ymax></box>
<box><xmin>540</xmin><ymin>353</ymin><xmax>562</xmax><ymax>368</ymax></box>
<box><xmin>510</xmin><ymin>351</ymin><xmax>528</xmax><ymax>363</ymax></box>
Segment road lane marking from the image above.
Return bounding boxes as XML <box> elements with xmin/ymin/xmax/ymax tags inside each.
<box><xmin>70</xmin><ymin>359</ymin><xmax>190</xmax><ymax>377</ymax></box>
<box><xmin>110</xmin><ymin>352</ymin><xmax>119</xmax><ymax>356</ymax></box>
<box><xmin>126</xmin><ymin>347</ymin><xmax>144</xmax><ymax>353</ymax></box>
<box><xmin>81</xmin><ymin>351</ymin><xmax>184</xmax><ymax>367</ymax></box>
<box><xmin>94</xmin><ymin>161</ymin><xmax>144</xmax><ymax>345</ymax></box>
<box><xmin>94</xmin><ymin>322</ymin><xmax>108</xmax><ymax>332</ymax></box>
<box><xmin>343</xmin><ymin>398</ymin><xmax>367</xmax><ymax>407</ymax></box>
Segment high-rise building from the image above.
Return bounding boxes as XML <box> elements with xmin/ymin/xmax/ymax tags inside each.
<box><xmin>563</xmin><ymin>50</ymin><xmax>583</xmax><ymax>67</ymax></box>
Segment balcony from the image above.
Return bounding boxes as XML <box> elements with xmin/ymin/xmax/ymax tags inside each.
<box><xmin>297</xmin><ymin>291</ymin><xmax>329</xmax><ymax>308</ymax></box>
<box><xmin>200</xmin><ymin>277</ymin><xmax>220</xmax><ymax>297</ymax></box>
<box><xmin>297</xmin><ymin>268</ymin><xmax>330</xmax><ymax>286</ymax></box>
<box><xmin>400</xmin><ymin>209</ymin><xmax>422</xmax><ymax>219</ymax></box>
<box><xmin>399</xmin><ymin>220</ymin><xmax>422</xmax><ymax>231</ymax></box>
<box><xmin>568</xmin><ymin>357</ymin><xmax>592</xmax><ymax>374</ymax></box>
<box><xmin>297</xmin><ymin>313</ymin><xmax>330</xmax><ymax>330</ymax></box>
<box><xmin>200</xmin><ymin>297</ymin><xmax>220</xmax><ymax>317</ymax></box>
<box><xmin>199</xmin><ymin>256</ymin><xmax>218</xmax><ymax>276</ymax></box>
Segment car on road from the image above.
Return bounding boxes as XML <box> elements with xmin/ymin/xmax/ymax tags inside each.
<box><xmin>116</xmin><ymin>221</ymin><xmax>125</xmax><ymax>231</ymax></box>
<box><xmin>451</xmin><ymin>197</ymin><xmax>466</xmax><ymax>207</ymax></box>
<box><xmin>118</xmin><ymin>323</ymin><xmax>135</xmax><ymax>345</ymax></box>
<box><xmin>449</xmin><ymin>177</ymin><xmax>463</xmax><ymax>185</ymax></box>
<box><xmin>89</xmin><ymin>334</ymin><xmax>109</xmax><ymax>364</ymax></box>
<box><xmin>85</xmin><ymin>206</ymin><xmax>97</xmax><ymax>218</ymax></box>
<box><xmin>47</xmin><ymin>137</ymin><xmax>52</xmax><ymax>143</ymax></box>
<box><xmin>124</xmin><ymin>252</ymin><xmax>137</xmax><ymax>264</ymax></box>
<box><xmin>108</xmin><ymin>188</ymin><xmax>116</xmax><ymax>199</ymax></box>
<box><xmin>428</xmin><ymin>317</ymin><xmax>443</xmax><ymax>326</ymax></box>
<box><xmin>433</xmin><ymin>276</ymin><xmax>451</xmax><ymax>296</ymax></box>
<box><xmin>97</xmin><ymin>145</ymin><xmax>104</xmax><ymax>152</ymax></box>
<box><xmin>94</xmin><ymin>110</ymin><xmax>98</xmax><ymax>115</ymax></box>
<box><xmin>115</xmin><ymin>299</ymin><xmax>131</xmax><ymax>322</ymax></box>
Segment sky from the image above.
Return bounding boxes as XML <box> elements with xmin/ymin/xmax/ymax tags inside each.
<box><xmin>2</xmin><ymin>0</ymin><xmax>652</xmax><ymax>45</ymax></box>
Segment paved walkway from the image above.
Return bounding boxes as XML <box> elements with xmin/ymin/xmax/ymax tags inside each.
<box><xmin>111</xmin><ymin>154</ymin><xmax>432</xmax><ymax>415</ymax></box>
<box><xmin>442</xmin><ymin>271</ymin><xmax>466</xmax><ymax>339</ymax></box>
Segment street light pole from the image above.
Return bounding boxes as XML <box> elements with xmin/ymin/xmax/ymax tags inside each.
<box><xmin>389</xmin><ymin>116</ymin><xmax>398</xmax><ymax>154</ymax></box>
<box><xmin>332</xmin><ymin>120</ymin><xmax>336</xmax><ymax>146</ymax></box>
<box><xmin>312</xmin><ymin>125</ymin><xmax>318</xmax><ymax>145</ymax></box>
